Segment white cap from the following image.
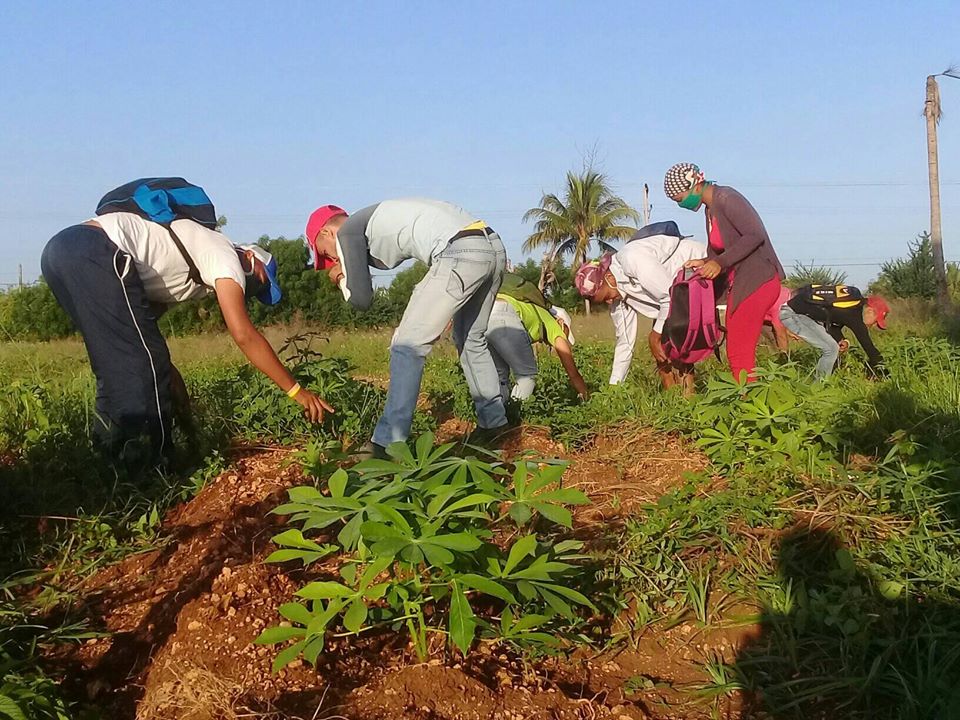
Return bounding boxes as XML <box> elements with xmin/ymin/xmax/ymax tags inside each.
<box><xmin>549</xmin><ymin>306</ymin><xmax>575</xmax><ymax>346</ymax></box>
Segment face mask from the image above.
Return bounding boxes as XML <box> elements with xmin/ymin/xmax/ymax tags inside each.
<box><xmin>678</xmin><ymin>190</ymin><xmax>703</xmax><ymax>211</ymax></box>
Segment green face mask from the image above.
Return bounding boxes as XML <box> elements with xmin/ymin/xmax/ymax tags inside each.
<box><xmin>678</xmin><ymin>189</ymin><xmax>703</xmax><ymax>211</ymax></box>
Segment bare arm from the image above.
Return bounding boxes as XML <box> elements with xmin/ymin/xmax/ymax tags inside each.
<box><xmin>553</xmin><ymin>336</ymin><xmax>589</xmax><ymax>399</ymax></box>
<box><xmin>773</xmin><ymin>324</ymin><xmax>790</xmax><ymax>353</ymax></box>
<box><xmin>215</xmin><ymin>279</ymin><xmax>333</xmax><ymax>422</ymax></box>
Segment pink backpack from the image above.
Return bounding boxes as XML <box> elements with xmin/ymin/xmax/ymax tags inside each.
<box><xmin>660</xmin><ymin>269</ymin><xmax>724</xmax><ymax>364</ymax></box>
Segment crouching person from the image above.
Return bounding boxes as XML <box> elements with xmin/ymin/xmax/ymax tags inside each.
<box><xmin>487</xmin><ymin>294</ymin><xmax>589</xmax><ymax>406</ymax></box>
<box><xmin>305</xmin><ymin>199</ymin><xmax>508</xmax><ymax>458</ymax></box>
<box><xmin>41</xmin><ymin>182</ymin><xmax>330</xmax><ymax>466</ymax></box>
<box><xmin>575</xmin><ymin>221</ymin><xmax>706</xmax><ymax>393</ymax></box>
<box><xmin>780</xmin><ymin>284</ymin><xmax>890</xmax><ymax>379</ymax></box>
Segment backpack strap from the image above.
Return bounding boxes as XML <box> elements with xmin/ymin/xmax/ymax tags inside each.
<box><xmin>662</xmin><ymin>237</ymin><xmax>683</xmax><ymax>265</ymax></box>
<box><xmin>165</xmin><ymin>224</ymin><xmax>205</xmax><ymax>287</ymax></box>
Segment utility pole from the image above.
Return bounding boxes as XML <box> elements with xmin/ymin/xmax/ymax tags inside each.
<box><xmin>642</xmin><ymin>183</ymin><xmax>651</xmax><ymax>227</ymax></box>
<box><xmin>925</xmin><ymin>68</ymin><xmax>960</xmax><ymax>312</ymax></box>
<box><xmin>17</xmin><ymin>264</ymin><xmax>23</xmax><ymax>289</ymax></box>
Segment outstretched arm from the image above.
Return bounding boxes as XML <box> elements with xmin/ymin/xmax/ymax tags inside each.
<box><xmin>215</xmin><ymin>279</ymin><xmax>334</xmax><ymax>422</ymax></box>
<box><xmin>553</xmin><ymin>336</ymin><xmax>589</xmax><ymax>399</ymax></box>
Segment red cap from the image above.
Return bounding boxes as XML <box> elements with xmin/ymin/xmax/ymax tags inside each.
<box><xmin>305</xmin><ymin>205</ymin><xmax>348</xmax><ymax>270</ymax></box>
<box><xmin>866</xmin><ymin>295</ymin><xmax>890</xmax><ymax>329</ymax></box>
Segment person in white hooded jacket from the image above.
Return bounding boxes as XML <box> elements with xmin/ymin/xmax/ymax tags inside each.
<box><xmin>575</xmin><ymin>221</ymin><xmax>706</xmax><ymax>392</ymax></box>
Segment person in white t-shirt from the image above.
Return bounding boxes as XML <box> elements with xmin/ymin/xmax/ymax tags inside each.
<box><xmin>40</xmin><ymin>211</ymin><xmax>331</xmax><ymax>464</ymax></box>
<box><xmin>575</xmin><ymin>221</ymin><xmax>706</xmax><ymax>393</ymax></box>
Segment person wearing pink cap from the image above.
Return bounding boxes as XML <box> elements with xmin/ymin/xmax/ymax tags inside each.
<box><xmin>305</xmin><ymin>199</ymin><xmax>508</xmax><ymax>457</ymax></box>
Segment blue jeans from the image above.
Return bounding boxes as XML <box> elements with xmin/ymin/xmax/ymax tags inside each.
<box><xmin>487</xmin><ymin>300</ymin><xmax>538</xmax><ymax>404</ymax></box>
<box><xmin>779</xmin><ymin>304</ymin><xmax>839</xmax><ymax>379</ymax></box>
<box><xmin>372</xmin><ymin>232</ymin><xmax>508</xmax><ymax>446</ymax></box>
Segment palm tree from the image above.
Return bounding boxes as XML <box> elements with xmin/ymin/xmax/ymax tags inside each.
<box><xmin>522</xmin><ymin>169</ymin><xmax>640</xmax><ymax>303</ymax></box>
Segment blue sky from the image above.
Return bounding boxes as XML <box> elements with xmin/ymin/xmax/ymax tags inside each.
<box><xmin>1</xmin><ymin>0</ymin><xmax>958</xmax><ymax>288</ymax></box>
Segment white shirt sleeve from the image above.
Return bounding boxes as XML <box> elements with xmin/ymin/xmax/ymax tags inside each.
<box><xmin>174</xmin><ymin>221</ymin><xmax>246</xmax><ymax>291</ymax></box>
<box><xmin>609</xmin><ymin>298</ymin><xmax>638</xmax><ymax>385</ymax></box>
<box><xmin>620</xmin><ymin>253</ymin><xmax>675</xmax><ymax>334</ymax></box>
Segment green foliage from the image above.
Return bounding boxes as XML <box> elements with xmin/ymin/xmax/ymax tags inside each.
<box><xmin>785</xmin><ymin>260</ymin><xmax>848</xmax><ymax>288</ymax></box>
<box><xmin>257</xmin><ymin>434</ymin><xmax>595</xmax><ymax>667</ymax></box>
<box><xmin>871</xmin><ymin>232</ymin><xmax>960</xmax><ymax>301</ymax></box>
<box><xmin>0</xmin><ymin>283</ymin><xmax>73</xmax><ymax>341</ymax></box>
<box><xmin>4</xmin><ymin>240</ymin><xmax>430</xmax><ymax>341</ymax></box>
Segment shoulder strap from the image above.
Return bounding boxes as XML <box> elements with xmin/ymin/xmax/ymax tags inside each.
<box><xmin>165</xmin><ymin>224</ymin><xmax>205</xmax><ymax>287</ymax></box>
<box><xmin>663</xmin><ymin>237</ymin><xmax>683</xmax><ymax>265</ymax></box>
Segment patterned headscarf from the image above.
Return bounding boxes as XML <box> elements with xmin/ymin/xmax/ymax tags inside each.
<box><xmin>663</xmin><ymin>163</ymin><xmax>705</xmax><ymax>199</ymax></box>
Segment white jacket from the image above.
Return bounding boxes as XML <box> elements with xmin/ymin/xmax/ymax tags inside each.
<box><xmin>608</xmin><ymin>235</ymin><xmax>706</xmax><ymax>384</ymax></box>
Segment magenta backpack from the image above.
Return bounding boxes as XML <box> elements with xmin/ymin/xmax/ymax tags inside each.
<box><xmin>660</xmin><ymin>268</ymin><xmax>724</xmax><ymax>364</ymax></box>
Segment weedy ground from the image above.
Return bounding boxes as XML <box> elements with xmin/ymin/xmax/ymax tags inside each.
<box><xmin>1</xmin><ymin>310</ymin><xmax>959</xmax><ymax>719</ymax></box>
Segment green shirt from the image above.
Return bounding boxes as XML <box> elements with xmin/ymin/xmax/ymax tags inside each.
<box><xmin>497</xmin><ymin>294</ymin><xmax>565</xmax><ymax>346</ymax></box>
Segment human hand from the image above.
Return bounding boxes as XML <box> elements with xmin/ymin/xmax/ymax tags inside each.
<box><xmin>684</xmin><ymin>258</ymin><xmax>706</xmax><ymax>269</ymax></box>
<box><xmin>838</xmin><ymin>339</ymin><xmax>850</xmax><ymax>353</ymax></box>
<box><xmin>697</xmin><ymin>259</ymin><xmax>723</xmax><ymax>280</ymax></box>
<box><xmin>788</xmin><ymin>330</ymin><xmax>803</xmax><ymax>342</ymax></box>
<box><xmin>294</xmin><ymin>388</ymin><xmax>335</xmax><ymax>423</ymax></box>
<box><xmin>648</xmin><ymin>330</ymin><xmax>668</xmax><ymax>364</ymax></box>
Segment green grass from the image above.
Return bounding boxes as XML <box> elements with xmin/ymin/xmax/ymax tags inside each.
<box><xmin>0</xmin><ymin>311</ymin><xmax>958</xmax><ymax>718</ymax></box>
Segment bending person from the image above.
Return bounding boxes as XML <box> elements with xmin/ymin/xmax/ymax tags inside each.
<box><xmin>486</xmin><ymin>295</ymin><xmax>588</xmax><ymax>405</ymax></box>
<box><xmin>41</xmin><ymin>206</ymin><xmax>330</xmax><ymax>464</ymax></box>
<box><xmin>575</xmin><ymin>221</ymin><xmax>705</xmax><ymax>392</ymax></box>
<box><xmin>305</xmin><ymin>199</ymin><xmax>508</xmax><ymax>458</ymax></box>
<box><xmin>780</xmin><ymin>284</ymin><xmax>890</xmax><ymax>378</ymax></box>
<box><xmin>664</xmin><ymin>163</ymin><xmax>785</xmax><ymax>382</ymax></box>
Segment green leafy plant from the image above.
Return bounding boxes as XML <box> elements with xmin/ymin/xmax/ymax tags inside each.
<box><xmin>257</xmin><ymin>434</ymin><xmax>595</xmax><ymax>669</ymax></box>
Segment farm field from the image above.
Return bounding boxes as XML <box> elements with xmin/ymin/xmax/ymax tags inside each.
<box><xmin>1</xmin><ymin>312</ymin><xmax>960</xmax><ymax>720</ymax></box>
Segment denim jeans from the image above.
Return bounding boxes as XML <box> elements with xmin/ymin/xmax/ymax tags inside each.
<box><xmin>487</xmin><ymin>299</ymin><xmax>538</xmax><ymax>404</ymax></box>
<box><xmin>779</xmin><ymin>304</ymin><xmax>839</xmax><ymax>379</ymax></box>
<box><xmin>372</xmin><ymin>232</ymin><xmax>508</xmax><ymax>446</ymax></box>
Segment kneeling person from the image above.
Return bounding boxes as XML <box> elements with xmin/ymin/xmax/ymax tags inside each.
<box><xmin>41</xmin><ymin>197</ymin><xmax>330</xmax><ymax>463</ymax></box>
<box><xmin>780</xmin><ymin>284</ymin><xmax>890</xmax><ymax>378</ymax></box>
<box><xmin>305</xmin><ymin>199</ymin><xmax>508</xmax><ymax>456</ymax></box>
<box><xmin>487</xmin><ymin>294</ymin><xmax>588</xmax><ymax>405</ymax></box>
<box><xmin>575</xmin><ymin>221</ymin><xmax>706</xmax><ymax>391</ymax></box>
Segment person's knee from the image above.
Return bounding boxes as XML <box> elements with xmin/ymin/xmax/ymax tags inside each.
<box><xmin>822</xmin><ymin>342</ymin><xmax>839</xmax><ymax>364</ymax></box>
<box><xmin>390</xmin><ymin>331</ymin><xmax>433</xmax><ymax>359</ymax></box>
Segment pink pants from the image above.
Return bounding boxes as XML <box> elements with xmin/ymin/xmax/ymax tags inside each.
<box><xmin>726</xmin><ymin>276</ymin><xmax>782</xmax><ymax>383</ymax></box>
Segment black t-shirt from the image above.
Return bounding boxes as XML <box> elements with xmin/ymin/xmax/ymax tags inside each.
<box><xmin>787</xmin><ymin>284</ymin><xmax>884</xmax><ymax>368</ymax></box>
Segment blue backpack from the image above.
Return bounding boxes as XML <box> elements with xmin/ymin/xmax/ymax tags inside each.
<box><xmin>96</xmin><ymin>178</ymin><xmax>218</xmax><ymax>286</ymax></box>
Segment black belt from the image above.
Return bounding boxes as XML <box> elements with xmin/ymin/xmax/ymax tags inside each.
<box><xmin>449</xmin><ymin>226</ymin><xmax>494</xmax><ymax>242</ymax></box>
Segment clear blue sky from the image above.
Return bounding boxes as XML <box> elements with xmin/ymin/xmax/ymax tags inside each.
<box><xmin>1</xmin><ymin>1</ymin><xmax>958</xmax><ymax>288</ymax></box>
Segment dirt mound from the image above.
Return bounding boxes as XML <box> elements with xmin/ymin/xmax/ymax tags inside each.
<box><xmin>51</xmin><ymin>429</ymin><xmax>748</xmax><ymax>719</ymax></box>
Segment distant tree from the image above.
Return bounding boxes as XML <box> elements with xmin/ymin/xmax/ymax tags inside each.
<box><xmin>785</xmin><ymin>261</ymin><xmax>848</xmax><ymax>289</ymax></box>
<box><xmin>0</xmin><ymin>281</ymin><xmax>74</xmax><ymax>341</ymax></box>
<box><xmin>523</xmin><ymin>167</ymin><xmax>638</xmax><ymax>312</ymax></box>
<box><xmin>216</xmin><ymin>215</ymin><xmax>228</xmax><ymax>230</ymax></box>
<box><xmin>871</xmin><ymin>233</ymin><xmax>940</xmax><ymax>300</ymax></box>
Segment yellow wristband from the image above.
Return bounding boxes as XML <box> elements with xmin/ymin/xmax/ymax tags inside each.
<box><xmin>286</xmin><ymin>383</ymin><xmax>302</xmax><ymax>399</ymax></box>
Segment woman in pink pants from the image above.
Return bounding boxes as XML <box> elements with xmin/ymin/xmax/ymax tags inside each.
<box><xmin>663</xmin><ymin>163</ymin><xmax>785</xmax><ymax>383</ymax></box>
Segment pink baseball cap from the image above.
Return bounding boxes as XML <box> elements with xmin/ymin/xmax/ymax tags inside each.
<box><xmin>305</xmin><ymin>205</ymin><xmax>348</xmax><ymax>270</ymax></box>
